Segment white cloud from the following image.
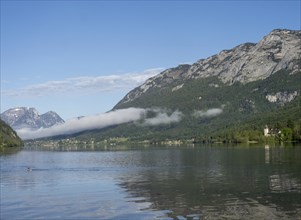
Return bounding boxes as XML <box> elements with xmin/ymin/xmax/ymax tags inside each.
<box><xmin>143</xmin><ymin>109</ymin><xmax>183</xmax><ymax>126</ymax></box>
<box><xmin>17</xmin><ymin>108</ymin><xmax>147</xmax><ymax>140</ymax></box>
<box><xmin>16</xmin><ymin>107</ymin><xmax>184</xmax><ymax>140</ymax></box>
<box><xmin>3</xmin><ymin>68</ymin><xmax>164</xmax><ymax>97</ymax></box>
<box><xmin>15</xmin><ymin>107</ymin><xmax>224</xmax><ymax>140</ymax></box>
<box><xmin>193</xmin><ymin>108</ymin><xmax>223</xmax><ymax>118</ymax></box>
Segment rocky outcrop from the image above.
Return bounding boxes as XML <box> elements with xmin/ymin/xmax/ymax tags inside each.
<box><xmin>172</xmin><ymin>84</ymin><xmax>184</xmax><ymax>92</ymax></box>
<box><xmin>266</xmin><ymin>91</ymin><xmax>299</xmax><ymax>105</ymax></box>
<box><xmin>116</xmin><ymin>29</ymin><xmax>300</xmax><ymax>106</ymax></box>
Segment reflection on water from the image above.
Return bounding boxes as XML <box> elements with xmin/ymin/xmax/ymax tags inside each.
<box><xmin>265</xmin><ymin>145</ymin><xmax>270</xmax><ymax>164</ymax></box>
<box><xmin>25</xmin><ymin>144</ymin><xmax>152</xmax><ymax>152</ymax></box>
<box><xmin>1</xmin><ymin>145</ymin><xmax>301</xmax><ymax>219</ymax></box>
<box><xmin>116</xmin><ymin>146</ymin><xmax>301</xmax><ymax>219</ymax></box>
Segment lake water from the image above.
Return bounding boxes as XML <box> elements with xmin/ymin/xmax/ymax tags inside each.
<box><xmin>1</xmin><ymin>145</ymin><xmax>301</xmax><ymax>219</ymax></box>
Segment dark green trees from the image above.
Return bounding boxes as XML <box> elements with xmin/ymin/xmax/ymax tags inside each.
<box><xmin>0</xmin><ymin>119</ymin><xmax>23</xmax><ymax>148</ymax></box>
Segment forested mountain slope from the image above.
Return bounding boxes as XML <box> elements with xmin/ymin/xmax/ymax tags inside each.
<box><xmin>0</xmin><ymin>119</ymin><xmax>23</xmax><ymax>148</ymax></box>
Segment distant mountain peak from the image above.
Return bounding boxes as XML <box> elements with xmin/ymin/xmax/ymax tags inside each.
<box><xmin>1</xmin><ymin>107</ymin><xmax>64</xmax><ymax>130</ymax></box>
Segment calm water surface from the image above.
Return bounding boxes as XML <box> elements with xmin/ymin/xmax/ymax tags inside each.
<box><xmin>1</xmin><ymin>145</ymin><xmax>301</xmax><ymax>219</ymax></box>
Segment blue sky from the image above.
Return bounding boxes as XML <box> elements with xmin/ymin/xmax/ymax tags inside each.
<box><xmin>1</xmin><ymin>0</ymin><xmax>300</xmax><ymax>120</ymax></box>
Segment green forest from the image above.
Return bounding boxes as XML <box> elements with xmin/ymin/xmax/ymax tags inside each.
<box><xmin>0</xmin><ymin>119</ymin><xmax>23</xmax><ymax>148</ymax></box>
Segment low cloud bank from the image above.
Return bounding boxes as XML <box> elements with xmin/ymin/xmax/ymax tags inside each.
<box><xmin>17</xmin><ymin>107</ymin><xmax>223</xmax><ymax>140</ymax></box>
<box><xmin>143</xmin><ymin>109</ymin><xmax>183</xmax><ymax>126</ymax></box>
<box><xmin>17</xmin><ymin>107</ymin><xmax>183</xmax><ymax>140</ymax></box>
<box><xmin>193</xmin><ymin>108</ymin><xmax>223</xmax><ymax>118</ymax></box>
<box><xmin>17</xmin><ymin>108</ymin><xmax>146</xmax><ymax>140</ymax></box>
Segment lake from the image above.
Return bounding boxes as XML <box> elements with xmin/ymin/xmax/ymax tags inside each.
<box><xmin>1</xmin><ymin>145</ymin><xmax>301</xmax><ymax>219</ymax></box>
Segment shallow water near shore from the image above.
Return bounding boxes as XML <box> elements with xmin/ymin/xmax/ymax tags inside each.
<box><xmin>1</xmin><ymin>145</ymin><xmax>301</xmax><ymax>219</ymax></box>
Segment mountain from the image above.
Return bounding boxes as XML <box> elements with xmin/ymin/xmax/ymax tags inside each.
<box><xmin>40</xmin><ymin>111</ymin><xmax>65</xmax><ymax>128</ymax></box>
<box><xmin>115</xmin><ymin>29</ymin><xmax>300</xmax><ymax>108</ymax></box>
<box><xmin>0</xmin><ymin>119</ymin><xmax>23</xmax><ymax>148</ymax></box>
<box><xmin>37</xmin><ymin>29</ymin><xmax>301</xmax><ymax>142</ymax></box>
<box><xmin>1</xmin><ymin>107</ymin><xmax>64</xmax><ymax>130</ymax></box>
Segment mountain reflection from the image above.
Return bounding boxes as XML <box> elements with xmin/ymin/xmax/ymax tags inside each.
<box><xmin>117</xmin><ymin>146</ymin><xmax>301</xmax><ymax>219</ymax></box>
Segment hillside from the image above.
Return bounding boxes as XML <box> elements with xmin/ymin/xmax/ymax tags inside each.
<box><xmin>39</xmin><ymin>29</ymin><xmax>301</xmax><ymax>143</ymax></box>
<box><xmin>70</xmin><ymin>69</ymin><xmax>300</xmax><ymax>142</ymax></box>
<box><xmin>0</xmin><ymin>119</ymin><xmax>23</xmax><ymax>148</ymax></box>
